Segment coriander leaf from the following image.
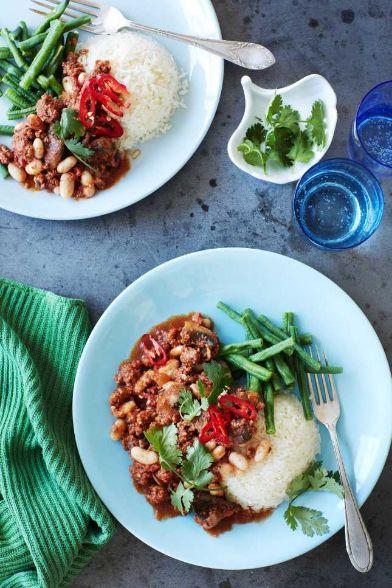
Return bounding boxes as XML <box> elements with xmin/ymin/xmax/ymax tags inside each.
<box><xmin>306</xmin><ymin>99</ymin><xmax>326</xmax><ymax>147</ymax></box>
<box><xmin>308</xmin><ymin>468</ymin><xmax>344</xmax><ymax>498</ymax></box>
<box><xmin>178</xmin><ymin>389</ymin><xmax>208</xmax><ymax>422</ymax></box>
<box><xmin>64</xmin><ymin>138</ymin><xmax>94</xmax><ymax>160</ymax></box>
<box><xmin>266</xmin><ymin>94</ymin><xmax>283</xmax><ymax>124</ymax></box>
<box><xmin>286</xmin><ymin>460</ymin><xmax>322</xmax><ymax>502</ymax></box>
<box><xmin>274</xmin><ymin>105</ymin><xmax>300</xmax><ymax>132</ymax></box>
<box><xmin>267</xmin><ymin>127</ymin><xmax>295</xmax><ymax>167</ymax></box>
<box><xmin>237</xmin><ymin>138</ymin><xmax>254</xmax><ymax>153</ymax></box>
<box><xmin>288</xmin><ymin>131</ymin><xmax>314</xmax><ymax>163</ymax></box>
<box><xmin>144</xmin><ymin>424</ymin><xmax>182</xmax><ymax>471</ymax></box>
<box><xmin>170</xmin><ymin>482</ymin><xmax>194</xmax><ymax>515</ymax></box>
<box><xmin>198</xmin><ymin>380</ymin><xmax>206</xmax><ymax>398</ymax></box>
<box><xmin>204</xmin><ymin>360</ymin><xmax>232</xmax><ymax>405</ymax></box>
<box><xmin>243</xmin><ymin>147</ymin><xmax>265</xmax><ymax>167</ymax></box>
<box><xmin>284</xmin><ymin>505</ymin><xmax>329</xmax><ymax>537</ymax></box>
<box><xmin>245</xmin><ymin>122</ymin><xmax>266</xmax><ymax>146</ymax></box>
<box><xmin>182</xmin><ymin>439</ymin><xmax>213</xmax><ymax>488</ymax></box>
<box><xmin>59</xmin><ymin>108</ymin><xmax>85</xmax><ymax>140</ymax></box>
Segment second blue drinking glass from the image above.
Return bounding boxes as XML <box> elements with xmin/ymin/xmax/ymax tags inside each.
<box><xmin>348</xmin><ymin>80</ymin><xmax>392</xmax><ymax>178</ymax></box>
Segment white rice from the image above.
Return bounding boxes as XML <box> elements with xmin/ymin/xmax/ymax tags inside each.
<box><xmin>222</xmin><ymin>395</ymin><xmax>320</xmax><ymax>510</ymax></box>
<box><xmin>80</xmin><ymin>31</ymin><xmax>187</xmax><ymax>150</ymax></box>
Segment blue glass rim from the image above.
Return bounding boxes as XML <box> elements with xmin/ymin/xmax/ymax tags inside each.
<box><xmin>354</xmin><ymin>79</ymin><xmax>392</xmax><ymax>170</ymax></box>
<box><xmin>292</xmin><ymin>157</ymin><xmax>385</xmax><ymax>251</ymax></box>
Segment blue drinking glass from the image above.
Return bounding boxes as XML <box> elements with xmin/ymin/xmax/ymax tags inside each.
<box><xmin>293</xmin><ymin>158</ymin><xmax>384</xmax><ymax>251</ymax></box>
<box><xmin>348</xmin><ymin>80</ymin><xmax>392</xmax><ymax>178</ymax></box>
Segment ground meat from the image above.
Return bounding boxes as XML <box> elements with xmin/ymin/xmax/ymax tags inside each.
<box><xmin>155</xmin><ymin>468</ymin><xmax>177</xmax><ymax>486</ymax></box>
<box><xmin>144</xmin><ymin>484</ymin><xmax>170</xmax><ymax>505</ymax></box>
<box><xmin>62</xmin><ymin>52</ymin><xmax>84</xmax><ymax>78</ymax></box>
<box><xmin>229</xmin><ymin>417</ymin><xmax>256</xmax><ymax>445</ymax></box>
<box><xmin>44</xmin><ymin>127</ymin><xmax>65</xmax><ymax>170</ymax></box>
<box><xmin>115</xmin><ymin>359</ymin><xmax>143</xmax><ymax>386</ymax></box>
<box><xmin>36</xmin><ymin>94</ymin><xmax>63</xmax><ymax>123</ymax></box>
<box><xmin>33</xmin><ymin>169</ymin><xmax>59</xmax><ymax>192</ymax></box>
<box><xmin>12</xmin><ymin>123</ymin><xmax>35</xmax><ymax>167</ymax></box>
<box><xmin>0</xmin><ymin>145</ymin><xmax>13</xmax><ymax>165</ymax></box>
<box><xmin>84</xmin><ymin>136</ymin><xmax>121</xmax><ymax>171</ymax></box>
<box><xmin>193</xmin><ymin>494</ymin><xmax>240</xmax><ymax>530</ymax></box>
<box><xmin>179</xmin><ymin>346</ymin><xmax>201</xmax><ymax>367</ymax></box>
<box><xmin>177</xmin><ymin>419</ymin><xmax>198</xmax><ymax>453</ymax></box>
<box><xmin>93</xmin><ymin>60</ymin><xmax>111</xmax><ymax>74</ymax></box>
<box><xmin>131</xmin><ymin>462</ymin><xmax>160</xmax><ymax>487</ymax></box>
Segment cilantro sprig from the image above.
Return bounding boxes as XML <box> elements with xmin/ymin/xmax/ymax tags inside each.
<box><xmin>284</xmin><ymin>460</ymin><xmax>343</xmax><ymax>537</ymax></box>
<box><xmin>203</xmin><ymin>360</ymin><xmax>233</xmax><ymax>405</ymax></box>
<box><xmin>178</xmin><ymin>388</ymin><xmax>208</xmax><ymax>421</ymax></box>
<box><xmin>237</xmin><ymin>95</ymin><xmax>326</xmax><ymax>173</ymax></box>
<box><xmin>54</xmin><ymin>108</ymin><xmax>95</xmax><ymax>170</ymax></box>
<box><xmin>143</xmin><ymin>425</ymin><xmax>214</xmax><ymax>515</ymax></box>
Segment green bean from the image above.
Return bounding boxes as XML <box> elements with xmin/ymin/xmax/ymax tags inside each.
<box><xmin>266</xmin><ymin>358</ymin><xmax>283</xmax><ymax>392</ymax></box>
<box><xmin>0</xmin><ymin>124</ymin><xmax>15</xmax><ymax>136</ymax></box>
<box><xmin>299</xmin><ymin>333</ymin><xmax>312</xmax><ymax>345</ymax></box>
<box><xmin>220</xmin><ymin>338</ymin><xmax>264</xmax><ymax>355</ymax></box>
<box><xmin>0</xmin><ymin>47</ymin><xmax>11</xmax><ymax>60</ymax></box>
<box><xmin>32</xmin><ymin>0</ymin><xmax>70</xmax><ymax>36</ymax></box>
<box><xmin>7</xmin><ymin>105</ymin><xmax>36</xmax><ymax>120</ymax></box>
<box><xmin>2</xmin><ymin>73</ymin><xmax>40</xmax><ymax>103</ymax></box>
<box><xmin>20</xmin><ymin>21</ymin><xmax>66</xmax><ymax>90</ymax></box>
<box><xmin>263</xmin><ymin>382</ymin><xmax>275</xmax><ymax>434</ymax></box>
<box><xmin>4</xmin><ymin>87</ymin><xmax>31</xmax><ymax>108</ymax></box>
<box><xmin>225</xmin><ymin>354</ymin><xmax>272</xmax><ymax>382</ymax></box>
<box><xmin>20</xmin><ymin>33</ymin><xmax>46</xmax><ymax>53</ymax></box>
<box><xmin>0</xmin><ymin>29</ymin><xmax>28</xmax><ymax>69</ymax></box>
<box><xmin>45</xmin><ymin>44</ymin><xmax>64</xmax><ymax>77</ymax></box>
<box><xmin>6</xmin><ymin>63</ymin><xmax>23</xmax><ymax>78</ymax></box>
<box><xmin>0</xmin><ymin>163</ymin><xmax>9</xmax><ymax>178</ymax></box>
<box><xmin>63</xmin><ymin>16</ymin><xmax>92</xmax><ymax>33</ymax></box>
<box><xmin>249</xmin><ymin>337</ymin><xmax>295</xmax><ymax>363</ymax></box>
<box><xmin>10</xmin><ymin>26</ymin><xmax>22</xmax><ymax>41</ymax></box>
<box><xmin>216</xmin><ymin>301</ymin><xmax>243</xmax><ymax>324</ymax></box>
<box><xmin>258</xmin><ymin>314</ymin><xmax>291</xmax><ymax>342</ymax></box>
<box><xmin>244</xmin><ymin>310</ymin><xmax>293</xmax><ymax>355</ymax></box>
<box><xmin>48</xmin><ymin>74</ymin><xmax>63</xmax><ymax>95</ymax></box>
<box><xmin>273</xmin><ymin>354</ymin><xmax>296</xmax><ymax>387</ymax></box>
<box><xmin>290</xmin><ymin>326</ymin><xmax>312</xmax><ymax>420</ymax></box>
<box><xmin>282</xmin><ymin>312</ymin><xmax>294</xmax><ymax>335</ymax></box>
<box><xmin>0</xmin><ymin>89</ymin><xmax>3</xmax><ymax>99</ymax></box>
<box><xmin>20</xmin><ymin>21</ymin><xmax>29</xmax><ymax>42</ymax></box>
<box><xmin>64</xmin><ymin>31</ymin><xmax>79</xmax><ymax>56</ymax></box>
<box><xmin>37</xmin><ymin>74</ymin><xmax>50</xmax><ymax>90</ymax></box>
<box><xmin>305</xmin><ymin>365</ymin><xmax>343</xmax><ymax>374</ymax></box>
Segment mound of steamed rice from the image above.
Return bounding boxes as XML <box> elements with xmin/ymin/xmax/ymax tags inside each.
<box><xmin>222</xmin><ymin>395</ymin><xmax>320</xmax><ymax>510</ymax></box>
<box><xmin>80</xmin><ymin>31</ymin><xmax>187</xmax><ymax>150</ymax></box>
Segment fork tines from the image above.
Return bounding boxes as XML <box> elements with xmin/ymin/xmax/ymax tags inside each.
<box><xmin>30</xmin><ymin>0</ymin><xmax>100</xmax><ymax>33</ymax></box>
<box><xmin>306</xmin><ymin>345</ymin><xmax>340</xmax><ymax>407</ymax></box>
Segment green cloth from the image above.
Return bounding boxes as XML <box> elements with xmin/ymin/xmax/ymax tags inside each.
<box><xmin>0</xmin><ymin>278</ymin><xmax>116</xmax><ymax>588</ymax></box>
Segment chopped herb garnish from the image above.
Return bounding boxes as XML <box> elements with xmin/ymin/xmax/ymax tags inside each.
<box><xmin>283</xmin><ymin>460</ymin><xmax>343</xmax><ymax>537</ymax></box>
<box><xmin>178</xmin><ymin>389</ymin><xmax>208</xmax><ymax>422</ymax></box>
<box><xmin>54</xmin><ymin>107</ymin><xmax>95</xmax><ymax>170</ymax></box>
<box><xmin>203</xmin><ymin>360</ymin><xmax>233</xmax><ymax>405</ymax></box>
<box><xmin>144</xmin><ymin>423</ymin><xmax>182</xmax><ymax>471</ymax></box>
<box><xmin>237</xmin><ymin>94</ymin><xmax>327</xmax><ymax>173</ymax></box>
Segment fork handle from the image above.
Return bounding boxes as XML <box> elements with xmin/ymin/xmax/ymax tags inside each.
<box><xmin>122</xmin><ymin>20</ymin><xmax>275</xmax><ymax>70</ymax></box>
<box><xmin>328</xmin><ymin>426</ymin><xmax>373</xmax><ymax>572</ymax></box>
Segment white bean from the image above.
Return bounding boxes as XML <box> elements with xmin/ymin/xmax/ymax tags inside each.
<box><xmin>228</xmin><ymin>451</ymin><xmax>248</xmax><ymax>471</ymax></box>
<box><xmin>131</xmin><ymin>446</ymin><xmax>158</xmax><ymax>465</ymax></box>
<box><xmin>205</xmin><ymin>440</ymin><xmax>217</xmax><ymax>451</ymax></box>
<box><xmin>83</xmin><ymin>184</ymin><xmax>96</xmax><ymax>199</ymax></box>
<box><xmin>254</xmin><ymin>439</ymin><xmax>271</xmax><ymax>463</ymax></box>
<box><xmin>59</xmin><ymin>172</ymin><xmax>75</xmax><ymax>199</ymax></box>
<box><xmin>110</xmin><ymin>419</ymin><xmax>126</xmax><ymax>441</ymax></box>
<box><xmin>25</xmin><ymin>159</ymin><xmax>43</xmax><ymax>176</ymax></box>
<box><xmin>62</xmin><ymin>76</ymin><xmax>73</xmax><ymax>93</ymax></box>
<box><xmin>158</xmin><ymin>359</ymin><xmax>179</xmax><ymax>377</ymax></box>
<box><xmin>33</xmin><ymin>137</ymin><xmax>44</xmax><ymax>159</ymax></box>
<box><xmin>81</xmin><ymin>169</ymin><xmax>94</xmax><ymax>186</ymax></box>
<box><xmin>27</xmin><ymin>113</ymin><xmax>42</xmax><ymax>130</ymax></box>
<box><xmin>208</xmin><ymin>482</ymin><xmax>224</xmax><ymax>496</ymax></box>
<box><xmin>57</xmin><ymin>156</ymin><xmax>77</xmax><ymax>174</ymax></box>
<box><xmin>170</xmin><ymin>345</ymin><xmax>184</xmax><ymax>357</ymax></box>
<box><xmin>78</xmin><ymin>72</ymin><xmax>87</xmax><ymax>85</ymax></box>
<box><xmin>212</xmin><ymin>445</ymin><xmax>226</xmax><ymax>461</ymax></box>
<box><xmin>8</xmin><ymin>163</ymin><xmax>26</xmax><ymax>183</ymax></box>
<box><xmin>111</xmin><ymin>399</ymin><xmax>136</xmax><ymax>418</ymax></box>
<box><xmin>53</xmin><ymin>186</ymin><xmax>60</xmax><ymax>195</ymax></box>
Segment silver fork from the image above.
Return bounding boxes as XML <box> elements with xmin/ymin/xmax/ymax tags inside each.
<box><xmin>30</xmin><ymin>0</ymin><xmax>275</xmax><ymax>70</ymax></box>
<box><xmin>306</xmin><ymin>346</ymin><xmax>373</xmax><ymax>573</ymax></box>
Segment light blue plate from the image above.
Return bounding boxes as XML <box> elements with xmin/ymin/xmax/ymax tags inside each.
<box><xmin>0</xmin><ymin>0</ymin><xmax>222</xmax><ymax>220</ymax></box>
<box><xmin>73</xmin><ymin>248</ymin><xmax>392</xmax><ymax>569</ymax></box>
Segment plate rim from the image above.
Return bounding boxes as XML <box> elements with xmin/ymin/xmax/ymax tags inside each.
<box><xmin>73</xmin><ymin>247</ymin><xmax>392</xmax><ymax>569</ymax></box>
<box><xmin>0</xmin><ymin>0</ymin><xmax>223</xmax><ymax>221</ymax></box>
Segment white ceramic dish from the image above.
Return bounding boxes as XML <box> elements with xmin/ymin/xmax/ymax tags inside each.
<box><xmin>0</xmin><ymin>0</ymin><xmax>223</xmax><ymax>220</ymax></box>
<box><xmin>228</xmin><ymin>75</ymin><xmax>338</xmax><ymax>184</ymax></box>
<box><xmin>73</xmin><ymin>248</ymin><xmax>391</xmax><ymax>570</ymax></box>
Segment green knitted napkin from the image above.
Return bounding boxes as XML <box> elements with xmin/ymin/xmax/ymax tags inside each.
<box><xmin>0</xmin><ymin>278</ymin><xmax>116</xmax><ymax>588</ymax></box>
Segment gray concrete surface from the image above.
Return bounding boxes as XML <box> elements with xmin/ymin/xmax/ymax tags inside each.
<box><xmin>1</xmin><ymin>0</ymin><xmax>391</xmax><ymax>586</ymax></box>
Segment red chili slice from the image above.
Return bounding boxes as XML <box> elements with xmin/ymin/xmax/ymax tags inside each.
<box><xmin>208</xmin><ymin>406</ymin><xmax>231</xmax><ymax>446</ymax></box>
<box><xmin>199</xmin><ymin>419</ymin><xmax>216</xmax><ymax>444</ymax></box>
<box><xmin>92</xmin><ymin>110</ymin><xmax>124</xmax><ymax>138</ymax></box>
<box><xmin>79</xmin><ymin>82</ymin><xmax>96</xmax><ymax>129</ymax></box>
<box><xmin>90</xmin><ymin>74</ymin><xmax>130</xmax><ymax>117</ymax></box>
<box><xmin>219</xmin><ymin>394</ymin><xmax>258</xmax><ymax>421</ymax></box>
<box><xmin>140</xmin><ymin>334</ymin><xmax>167</xmax><ymax>367</ymax></box>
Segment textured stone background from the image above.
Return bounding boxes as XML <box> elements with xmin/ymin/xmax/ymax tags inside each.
<box><xmin>1</xmin><ymin>0</ymin><xmax>391</xmax><ymax>586</ymax></box>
